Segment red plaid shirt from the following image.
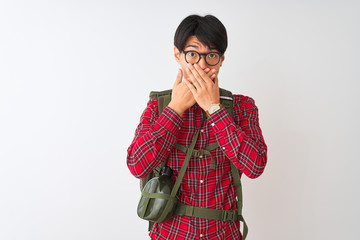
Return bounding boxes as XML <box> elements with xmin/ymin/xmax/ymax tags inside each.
<box><xmin>127</xmin><ymin>93</ymin><xmax>267</xmax><ymax>240</ymax></box>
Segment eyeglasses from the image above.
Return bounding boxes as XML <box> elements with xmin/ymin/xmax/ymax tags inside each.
<box><xmin>182</xmin><ymin>50</ymin><xmax>223</xmax><ymax>66</ymax></box>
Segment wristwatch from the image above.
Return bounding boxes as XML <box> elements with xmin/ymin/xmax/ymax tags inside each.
<box><xmin>206</xmin><ymin>103</ymin><xmax>222</xmax><ymax>117</ymax></box>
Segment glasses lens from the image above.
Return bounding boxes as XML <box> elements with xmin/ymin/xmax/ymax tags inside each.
<box><xmin>185</xmin><ymin>51</ymin><xmax>200</xmax><ymax>64</ymax></box>
<box><xmin>206</xmin><ymin>53</ymin><xmax>220</xmax><ymax>66</ymax></box>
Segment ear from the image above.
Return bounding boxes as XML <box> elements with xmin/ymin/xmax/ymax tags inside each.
<box><xmin>220</xmin><ymin>54</ymin><xmax>225</xmax><ymax>67</ymax></box>
<box><xmin>174</xmin><ymin>46</ymin><xmax>181</xmax><ymax>64</ymax></box>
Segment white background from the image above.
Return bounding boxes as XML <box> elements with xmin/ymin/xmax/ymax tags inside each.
<box><xmin>1</xmin><ymin>0</ymin><xmax>359</xmax><ymax>239</ymax></box>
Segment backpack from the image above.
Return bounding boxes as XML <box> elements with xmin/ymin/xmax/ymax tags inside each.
<box><xmin>139</xmin><ymin>88</ymin><xmax>248</xmax><ymax>239</ymax></box>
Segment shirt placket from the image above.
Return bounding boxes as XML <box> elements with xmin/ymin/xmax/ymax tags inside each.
<box><xmin>189</xmin><ymin>105</ymin><xmax>208</xmax><ymax>238</ymax></box>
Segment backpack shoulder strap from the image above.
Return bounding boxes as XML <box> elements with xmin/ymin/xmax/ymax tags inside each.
<box><xmin>230</xmin><ymin>162</ymin><xmax>248</xmax><ymax>239</ymax></box>
<box><xmin>219</xmin><ymin>88</ymin><xmax>235</xmax><ymax>120</ymax></box>
<box><xmin>149</xmin><ymin>89</ymin><xmax>172</xmax><ymax>116</ymax></box>
<box><xmin>144</xmin><ymin>90</ymin><xmax>173</xmax><ymax>231</ymax></box>
<box><xmin>220</xmin><ymin>88</ymin><xmax>248</xmax><ymax>237</ymax></box>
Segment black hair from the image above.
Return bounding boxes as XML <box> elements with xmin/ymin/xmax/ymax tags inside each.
<box><xmin>174</xmin><ymin>15</ymin><xmax>228</xmax><ymax>54</ymax></box>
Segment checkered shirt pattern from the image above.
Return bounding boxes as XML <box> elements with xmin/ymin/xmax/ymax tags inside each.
<box><xmin>127</xmin><ymin>94</ymin><xmax>267</xmax><ymax>240</ymax></box>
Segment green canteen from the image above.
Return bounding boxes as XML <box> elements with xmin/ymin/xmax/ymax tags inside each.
<box><xmin>137</xmin><ymin>167</ymin><xmax>177</xmax><ymax>223</ymax></box>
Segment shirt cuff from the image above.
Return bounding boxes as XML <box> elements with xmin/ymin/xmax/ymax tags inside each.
<box><xmin>156</xmin><ymin>106</ymin><xmax>184</xmax><ymax>134</ymax></box>
<box><xmin>207</xmin><ymin>106</ymin><xmax>245</xmax><ymax>157</ymax></box>
<box><xmin>207</xmin><ymin>107</ymin><xmax>234</xmax><ymax>132</ymax></box>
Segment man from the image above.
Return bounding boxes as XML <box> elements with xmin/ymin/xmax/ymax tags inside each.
<box><xmin>127</xmin><ymin>14</ymin><xmax>267</xmax><ymax>240</ymax></box>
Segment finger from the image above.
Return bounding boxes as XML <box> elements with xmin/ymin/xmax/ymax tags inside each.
<box><xmin>186</xmin><ymin>65</ymin><xmax>201</xmax><ymax>88</ymax></box>
<box><xmin>193</xmin><ymin>63</ymin><xmax>212</xmax><ymax>84</ymax></box>
<box><xmin>176</xmin><ymin>68</ymin><xmax>183</xmax><ymax>84</ymax></box>
<box><xmin>173</xmin><ymin>69</ymin><xmax>182</xmax><ymax>88</ymax></box>
<box><xmin>209</xmin><ymin>70</ymin><xmax>217</xmax><ymax>81</ymax></box>
<box><xmin>183</xmin><ymin>79</ymin><xmax>197</xmax><ymax>95</ymax></box>
<box><xmin>206</xmin><ymin>68</ymin><xmax>213</xmax><ymax>77</ymax></box>
<box><xmin>186</xmin><ymin>67</ymin><xmax>202</xmax><ymax>90</ymax></box>
<box><xmin>214</xmin><ymin>74</ymin><xmax>219</xmax><ymax>87</ymax></box>
<box><xmin>188</xmin><ymin>63</ymin><xmax>205</xmax><ymax>87</ymax></box>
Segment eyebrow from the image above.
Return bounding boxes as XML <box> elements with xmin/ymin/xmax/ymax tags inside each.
<box><xmin>185</xmin><ymin>44</ymin><xmax>217</xmax><ymax>50</ymax></box>
<box><xmin>185</xmin><ymin>44</ymin><xmax>199</xmax><ymax>49</ymax></box>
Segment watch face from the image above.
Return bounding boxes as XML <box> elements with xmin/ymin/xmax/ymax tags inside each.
<box><xmin>209</xmin><ymin>104</ymin><xmax>220</xmax><ymax>114</ymax></box>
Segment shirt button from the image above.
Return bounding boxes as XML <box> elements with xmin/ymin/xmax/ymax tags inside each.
<box><xmin>199</xmin><ymin>155</ymin><xmax>203</xmax><ymax>158</ymax></box>
<box><xmin>167</xmin><ymin>148</ymin><xmax>171</xmax><ymax>151</ymax></box>
<box><xmin>200</xmin><ymin>234</ymin><xmax>204</xmax><ymax>237</ymax></box>
<box><xmin>201</xmin><ymin>129</ymin><xmax>204</xmax><ymax>133</ymax></box>
<box><xmin>222</xmin><ymin>147</ymin><xmax>226</xmax><ymax>150</ymax></box>
<box><xmin>200</xmin><ymin>180</ymin><xmax>204</xmax><ymax>184</ymax></box>
<box><xmin>211</xmin><ymin>123</ymin><xmax>215</xmax><ymax>127</ymax></box>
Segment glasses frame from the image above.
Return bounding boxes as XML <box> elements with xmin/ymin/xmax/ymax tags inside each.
<box><xmin>182</xmin><ymin>50</ymin><xmax>223</xmax><ymax>66</ymax></box>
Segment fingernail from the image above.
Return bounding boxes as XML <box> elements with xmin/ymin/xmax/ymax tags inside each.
<box><xmin>212</xmin><ymin>69</ymin><xmax>216</xmax><ymax>72</ymax></box>
<box><xmin>211</xmin><ymin>74</ymin><xmax>215</xmax><ymax>78</ymax></box>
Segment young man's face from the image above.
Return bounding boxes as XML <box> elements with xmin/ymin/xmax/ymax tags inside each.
<box><xmin>174</xmin><ymin>36</ymin><xmax>225</xmax><ymax>81</ymax></box>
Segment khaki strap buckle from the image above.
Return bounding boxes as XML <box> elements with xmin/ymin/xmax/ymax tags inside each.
<box><xmin>222</xmin><ymin>210</ymin><xmax>238</xmax><ymax>222</ymax></box>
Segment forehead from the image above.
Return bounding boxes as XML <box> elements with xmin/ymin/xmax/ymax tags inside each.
<box><xmin>184</xmin><ymin>36</ymin><xmax>215</xmax><ymax>51</ymax></box>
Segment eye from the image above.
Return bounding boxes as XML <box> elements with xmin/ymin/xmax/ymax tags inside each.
<box><xmin>208</xmin><ymin>53</ymin><xmax>217</xmax><ymax>59</ymax></box>
<box><xmin>188</xmin><ymin>52</ymin><xmax>197</xmax><ymax>58</ymax></box>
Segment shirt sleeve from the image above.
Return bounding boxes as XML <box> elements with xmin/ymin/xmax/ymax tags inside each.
<box><xmin>208</xmin><ymin>95</ymin><xmax>267</xmax><ymax>179</ymax></box>
<box><xmin>127</xmin><ymin>98</ymin><xmax>184</xmax><ymax>179</ymax></box>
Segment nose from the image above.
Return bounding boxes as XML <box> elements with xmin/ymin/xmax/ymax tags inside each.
<box><xmin>198</xmin><ymin>55</ymin><xmax>208</xmax><ymax>69</ymax></box>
